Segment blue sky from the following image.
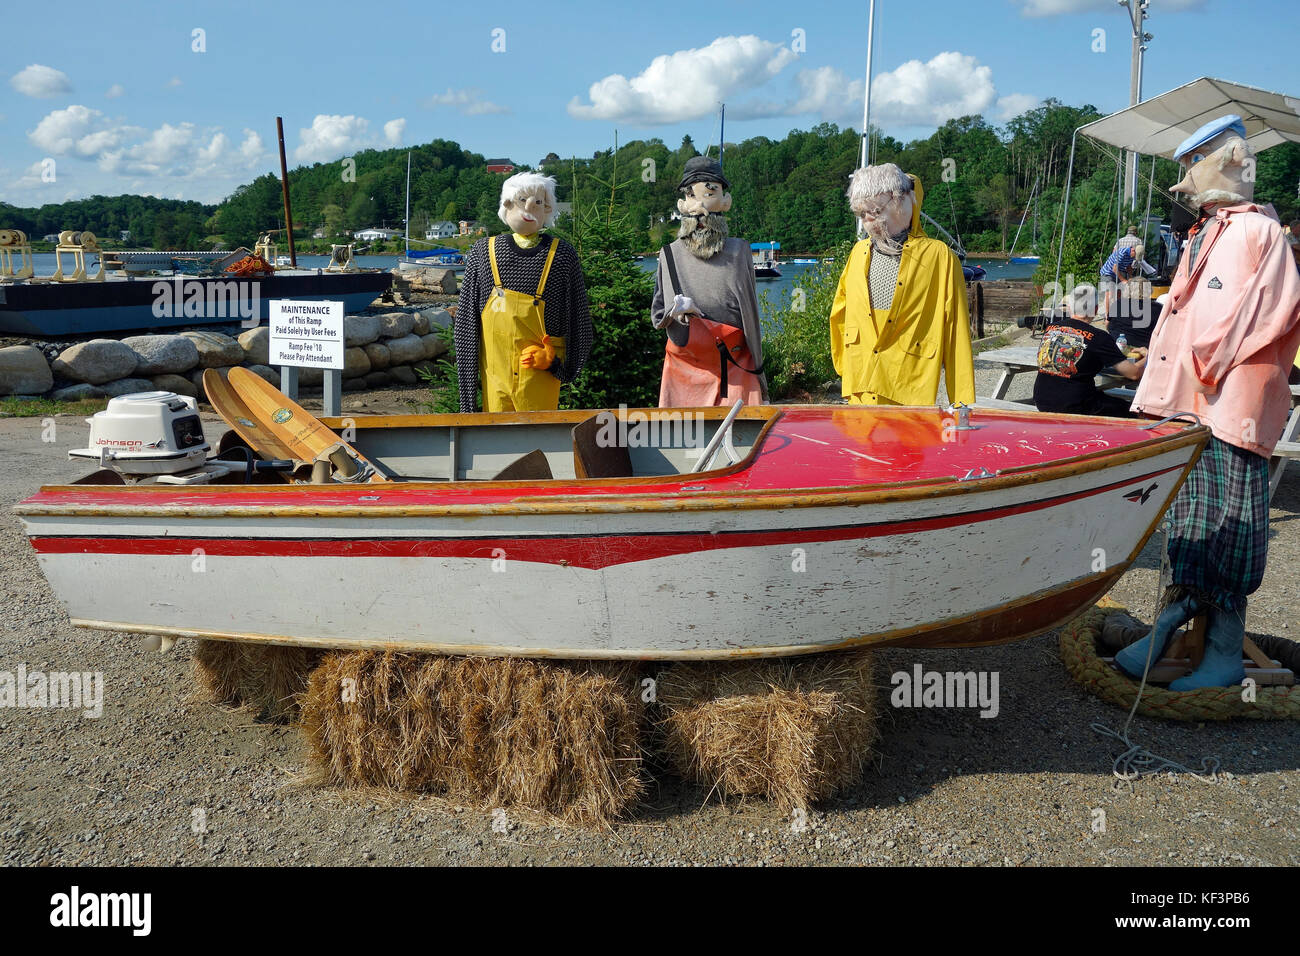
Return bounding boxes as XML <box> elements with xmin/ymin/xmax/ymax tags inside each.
<box><xmin>2</xmin><ymin>0</ymin><xmax>1295</xmax><ymax>207</ymax></box>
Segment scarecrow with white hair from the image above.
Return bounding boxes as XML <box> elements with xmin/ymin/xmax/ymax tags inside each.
<box><xmin>1114</xmin><ymin>115</ymin><xmax>1300</xmax><ymax>690</ymax></box>
<box><xmin>830</xmin><ymin>163</ymin><xmax>973</xmax><ymax>406</ymax></box>
<box><xmin>454</xmin><ymin>171</ymin><xmax>593</xmax><ymax>412</ymax></box>
<box><xmin>651</xmin><ymin>156</ymin><xmax>767</xmax><ymax>407</ymax></box>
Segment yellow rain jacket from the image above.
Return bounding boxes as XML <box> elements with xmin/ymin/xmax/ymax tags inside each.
<box><xmin>829</xmin><ymin>176</ymin><xmax>975</xmax><ymax>406</ymax></box>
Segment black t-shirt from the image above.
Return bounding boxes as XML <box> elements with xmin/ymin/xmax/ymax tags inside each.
<box><xmin>1033</xmin><ymin>318</ymin><xmax>1127</xmax><ymax>414</ymax></box>
<box><xmin>1106</xmin><ymin>298</ymin><xmax>1162</xmax><ymax>348</ymax></box>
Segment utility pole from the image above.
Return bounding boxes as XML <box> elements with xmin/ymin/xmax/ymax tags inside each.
<box><xmin>1120</xmin><ymin>0</ymin><xmax>1152</xmax><ymax>212</ymax></box>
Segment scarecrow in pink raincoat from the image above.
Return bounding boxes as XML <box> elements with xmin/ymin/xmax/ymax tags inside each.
<box><xmin>1116</xmin><ymin>115</ymin><xmax>1300</xmax><ymax>689</ymax></box>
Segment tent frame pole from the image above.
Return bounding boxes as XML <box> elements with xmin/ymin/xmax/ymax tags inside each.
<box><xmin>1054</xmin><ymin>126</ymin><xmax>1082</xmax><ymax>293</ymax></box>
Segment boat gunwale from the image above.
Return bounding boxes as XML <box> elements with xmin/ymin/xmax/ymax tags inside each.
<box><xmin>13</xmin><ymin>416</ymin><xmax>1209</xmax><ymax>519</ymax></box>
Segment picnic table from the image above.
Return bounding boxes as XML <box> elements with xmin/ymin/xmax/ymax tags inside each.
<box><xmin>977</xmin><ymin>347</ymin><xmax>1300</xmax><ymax>499</ymax></box>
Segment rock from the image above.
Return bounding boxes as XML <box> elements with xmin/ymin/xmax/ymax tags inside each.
<box><xmin>411</xmin><ymin>360</ymin><xmax>437</xmax><ymax>382</ymax></box>
<box><xmin>388</xmin><ymin>365</ymin><xmax>418</xmax><ymax>385</ymax></box>
<box><xmin>122</xmin><ymin>334</ymin><xmax>200</xmax><ymax>375</ymax></box>
<box><xmin>363</xmin><ymin>370</ymin><xmax>392</xmax><ymax>389</ymax></box>
<box><xmin>376</xmin><ymin>311</ymin><xmax>415</xmax><ymax>339</ymax></box>
<box><xmin>343</xmin><ymin>314</ymin><xmax>382</xmax><ymax>347</ymax></box>
<box><xmin>343</xmin><ymin>347</ymin><xmax>372</xmax><ymax>379</ymax></box>
<box><xmin>150</xmin><ymin>374</ymin><xmax>198</xmax><ymax>399</ymax></box>
<box><xmin>363</xmin><ymin>342</ymin><xmax>391</xmax><ymax>370</ymax></box>
<box><xmin>247</xmin><ymin>364</ymin><xmax>280</xmax><ymax>385</ymax></box>
<box><xmin>180</xmin><ymin>330</ymin><xmax>245</xmax><ymax>368</ymax></box>
<box><xmin>411</xmin><ymin>312</ymin><xmax>430</xmax><ymax>336</ymax></box>
<box><xmin>50</xmin><ymin>383</ymin><xmax>106</xmax><ymax>402</ymax></box>
<box><xmin>299</xmin><ymin>367</ymin><xmax>325</xmax><ymax>387</ymax></box>
<box><xmin>51</xmin><ymin>339</ymin><xmax>139</xmax><ymax>385</ymax></box>
<box><xmin>0</xmin><ymin>346</ymin><xmax>54</xmax><ymax>395</ymax></box>
<box><xmin>406</xmin><ymin>268</ymin><xmax>457</xmax><ymax>294</ymax></box>
<box><xmin>237</xmin><ymin>326</ymin><xmax>269</xmax><ymax>365</ymax></box>
<box><xmin>342</xmin><ymin>378</ymin><xmax>369</xmax><ymax>392</ymax></box>
<box><xmin>421</xmin><ymin>333</ymin><xmax>449</xmax><ymax>361</ymax></box>
<box><xmin>99</xmin><ymin>377</ymin><xmax>157</xmax><ymax>398</ymax></box>
<box><xmin>420</xmin><ymin>307</ymin><xmax>453</xmax><ymax>330</ymax></box>
<box><xmin>385</xmin><ymin>333</ymin><xmax>425</xmax><ymax>366</ymax></box>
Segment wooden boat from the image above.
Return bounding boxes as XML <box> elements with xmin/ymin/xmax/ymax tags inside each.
<box><xmin>13</xmin><ymin>403</ymin><xmax>1207</xmax><ymax>660</ymax></box>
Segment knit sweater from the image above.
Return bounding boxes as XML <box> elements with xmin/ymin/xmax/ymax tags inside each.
<box><xmin>453</xmin><ymin>233</ymin><xmax>593</xmax><ymax>412</ymax></box>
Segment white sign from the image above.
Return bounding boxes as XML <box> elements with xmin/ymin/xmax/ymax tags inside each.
<box><xmin>268</xmin><ymin>299</ymin><xmax>344</xmax><ymax>369</ymax></box>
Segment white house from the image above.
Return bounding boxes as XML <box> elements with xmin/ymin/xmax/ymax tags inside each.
<box><xmin>425</xmin><ymin>221</ymin><xmax>458</xmax><ymax>240</ymax></box>
<box><xmin>353</xmin><ymin>227</ymin><xmax>403</xmax><ymax>241</ymax></box>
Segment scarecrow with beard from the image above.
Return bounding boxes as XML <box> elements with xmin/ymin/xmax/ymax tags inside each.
<box><xmin>650</xmin><ymin>156</ymin><xmax>766</xmax><ymax>407</ymax></box>
<box><xmin>1115</xmin><ymin>115</ymin><xmax>1300</xmax><ymax>690</ymax></box>
<box><xmin>829</xmin><ymin>163</ymin><xmax>974</xmax><ymax>406</ymax></box>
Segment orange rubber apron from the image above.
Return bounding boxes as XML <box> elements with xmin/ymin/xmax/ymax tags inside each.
<box><xmin>479</xmin><ymin>236</ymin><xmax>565</xmax><ymax>412</ymax></box>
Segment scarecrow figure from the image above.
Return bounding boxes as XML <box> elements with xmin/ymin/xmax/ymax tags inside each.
<box><xmin>651</xmin><ymin>156</ymin><xmax>766</xmax><ymax>407</ymax></box>
<box><xmin>830</xmin><ymin>164</ymin><xmax>974</xmax><ymax>406</ymax></box>
<box><xmin>1116</xmin><ymin>115</ymin><xmax>1300</xmax><ymax>689</ymax></box>
<box><xmin>454</xmin><ymin>172</ymin><xmax>593</xmax><ymax>412</ymax></box>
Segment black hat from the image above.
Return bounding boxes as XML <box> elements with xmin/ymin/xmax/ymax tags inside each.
<box><xmin>678</xmin><ymin>156</ymin><xmax>730</xmax><ymax>191</ymax></box>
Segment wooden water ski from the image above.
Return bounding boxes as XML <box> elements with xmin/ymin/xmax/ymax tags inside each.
<box><xmin>202</xmin><ymin>369</ymin><xmax>300</xmax><ymax>463</ymax></box>
<box><xmin>226</xmin><ymin>367</ymin><xmax>387</xmax><ymax>482</ymax></box>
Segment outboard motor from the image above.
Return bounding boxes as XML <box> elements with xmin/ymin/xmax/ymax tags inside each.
<box><xmin>69</xmin><ymin>391</ymin><xmax>209</xmax><ymax>474</ymax></box>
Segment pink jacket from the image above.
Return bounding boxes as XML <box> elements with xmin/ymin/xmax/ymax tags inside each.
<box><xmin>1133</xmin><ymin>202</ymin><xmax>1300</xmax><ymax>458</ymax></box>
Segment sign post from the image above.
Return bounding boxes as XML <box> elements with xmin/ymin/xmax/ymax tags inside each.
<box><xmin>268</xmin><ymin>300</ymin><xmax>345</xmax><ymax>416</ymax></box>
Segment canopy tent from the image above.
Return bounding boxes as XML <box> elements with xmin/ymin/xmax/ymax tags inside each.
<box><xmin>1054</xmin><ymin>76</ymin><xmax>1300</xmax><ymax>285</ymax></box>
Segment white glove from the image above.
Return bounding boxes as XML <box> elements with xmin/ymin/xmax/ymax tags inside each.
<box><xmin>667</xmin><ymin>294</ymin><xmax>699</xmax><ymax>325</ymax></box>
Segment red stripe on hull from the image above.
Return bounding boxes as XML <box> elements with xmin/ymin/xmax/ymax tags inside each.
<box><xmin>29</xmin><ymin>464</ymin><xmax>1181</xmax><ymax>569</ymax></box>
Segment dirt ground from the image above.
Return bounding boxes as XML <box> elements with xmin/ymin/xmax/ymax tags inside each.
<box><xmin>2</xmin><ymin>367</ymin><xmax>1298</xmax><ymax>866</ymax></box>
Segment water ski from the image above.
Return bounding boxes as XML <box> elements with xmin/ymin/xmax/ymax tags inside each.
<box><xmin>225</xmin><ymin>366</ymin><xmax>388</xmax><ymax>483</ymax></box>
<box><xmin>203</xmin><ymin>369</ymin><xmax>300</xmax><ymax>464</ymax></box>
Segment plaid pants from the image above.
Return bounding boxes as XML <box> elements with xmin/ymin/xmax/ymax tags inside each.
<box><xmin>1167</xmin><ymin>436</ymin><xmax>1270</xmax><ymax>612</ymax></box>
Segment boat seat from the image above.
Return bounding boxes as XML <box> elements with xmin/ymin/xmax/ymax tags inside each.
<box><xmin>572</xmin><ymin>414</ymin><xmax>632</xmax><ymax>480</ymax></box>
<box><xmin>492</xmin><ymin>448</ymin><xmax>553</xmax><ymax>481</ymax></box>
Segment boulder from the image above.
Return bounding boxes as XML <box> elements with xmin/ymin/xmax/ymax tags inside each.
<box><xmin>180</xmin><ymin>330</ymin><xmax>245</xmax><ymax>368</ymax></box>
<box><xmin>247</xmin><ymin>364</ymin><xmax>280</xmax><ymax>385</ymax></box>
<box><xmin>343</xmin><ymin>314</ymin><xmax>382</xmax><ymax>347</ymax></box>
<box><xmin>0</xmin><ymin>345</ymin><xmax>54</xmax><ymax>395</ymax></box>
<box><xmin>50</xmin><ymin>383</ymin><xmax>106</xmax><ymax>402</ymax></box>
<box><xmin>342</xmin><ymin>377</ymin><xmax>369</xmax><ymax>392</ymax></box>
<box><xmin>299</xmin><ymin>367</ymin><xmax>325</xmax><ymax>387</ymax></box>
<box><xmin>376</xmin><ymin>311</ymin><xmax>415</xmax><ymax>339</ymax></box>
<box><xmin>342</xmin><ymin>347</ymin><xmax>372</xmax><ymax>379</ymax></box>
<box><xmin>150</xmin><ymin>374</ymin><xmax>198</xmax><ymax>399</ymax></box>
<box><xmin>51</xmin><ymin>339</ymin><xmax>138</xmax><ymax>385</ymax></box>
<box><xmin>411</xmin><ymin>312</ymin><xmax>430</xmax><ymax>336</ymax></box>
<box><xmin>122</xmin><ymin>334</ymin><xmax>200</xmax><ymax>375</ymax></box>
<box><xmin>363</xmin><ymin>342</ymin><xmax>391</xmax><ymax>370</ymax></box>
<box><xmin>363</xmin><ymin>370</ymin><xmax>392</xmax><ymax>389</ymax></box>
<box><xmin>237</xmin><ymin>326</ymin><xmax>270</xmax><ymax>365</ymax></box>
<box><xmin>420</xmin><ymin>306</ymin><xmax>453</xmax><ymax>330</ymax></box>
<box><xmin>385</xmin><ymin>333</ymin><xmax>425</xmax><ymax>366</ymax></box>
<box><xmin>99</xmin><ymin>377</ymin><xmax>157</xmax><ymax>398</ymax></box>
<box><xmin>388</xmin><ymin>365</ymin><xmax>418</xmax><ymax>385</ymax></box>
<box><xmin>421</xmin><ymin>333</ymin><xmax>449</xmax><ymax>361</ymax></box>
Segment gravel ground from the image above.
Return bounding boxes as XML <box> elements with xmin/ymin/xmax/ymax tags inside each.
<box><xmin>2</xmin><ymin>344</ymin><xmax>1298</xmax><ymax>867</ymax></box>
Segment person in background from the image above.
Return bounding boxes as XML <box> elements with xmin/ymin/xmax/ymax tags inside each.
<box><xmin>1033</xmin><ymin>285</ymin><xmax>1146</xmax><ymax>417</ymax></box>
<box><xmin>1098</xmin><ymin>235</ymin><xmax>1137</xmax><ymax>318</ymax></box>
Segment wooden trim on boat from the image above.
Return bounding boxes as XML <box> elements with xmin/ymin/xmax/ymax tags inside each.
<box><xmin>14</xmin><ymin>425</ymin><xmax>1208</xmax><ymax>519</ymax></box>
<box><xmin>67</xmin><ymin>566</ymin><xmax>1129</xmax><ymax>659</ymax></box>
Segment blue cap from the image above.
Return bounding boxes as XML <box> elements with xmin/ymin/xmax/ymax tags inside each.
<box><xmin>1173</xmin><ymin>114</ymin><xmax>1247</xmax><ymax>162</ymax></box>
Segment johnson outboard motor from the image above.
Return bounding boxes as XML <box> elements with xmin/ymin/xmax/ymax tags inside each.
<box><xmin>69</xmin><ymin>391</ymin><xmax>209</xmax><ymax>474</ymax></box>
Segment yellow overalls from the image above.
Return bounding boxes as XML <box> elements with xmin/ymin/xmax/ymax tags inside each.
<box><xmin>479</xmin><ymin>236</ymin><xmax>566</xmax><ymax>412</ymax></box>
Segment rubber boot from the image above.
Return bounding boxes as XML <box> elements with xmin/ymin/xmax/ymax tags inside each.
<box><xmin>1169</xmin><ymin>604</ymin><xmax>1247</xmax><ymax>691</ymax></box>
<box><xmin>1113</xmin><ymin>592</ymin><xmax>1203</xmax><ymax>679</ymax></box>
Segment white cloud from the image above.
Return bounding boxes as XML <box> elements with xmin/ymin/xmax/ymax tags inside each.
<box><xmin>995</xmin><ymin>93</ymin><xmax>1041</xmax><ymax>121</ymax></box>
<box><xmin>28</xmin><ymin>105</ymin><xmax>104</xmax><ymax>154</ymax></box>
<box><xmin>425</xmin><ymin>88</ymin><xmax>509</xmax><ymax>116</ymax></box>
<box><xmin>167</xmin><ymin>76</ymin><xmax>183</xmax><ymax>88</ymax></box>
<box><xmin>383</xmin><ymin>118</ymin><xmax>406</xmax><ymax>145</ymax></box>
<box><xmin>10</xmin><ymin>64</ymin><xmax>72</xmax><ymax>98</ymax></box>
<box><xmin>239</xmin><ymin>129</ymin><xmax>264</xmax><ymax>163</ymax></box>
<box><xmin>1015</xmin><ymin>0</ymin><xmax>1202</xmax><ymax>15</ymax></box>
<box><xmin>294</xmin><ymin>114</ymin><xmax>371</xmax><ymax>163</ymax></box>
<box><xmin>105</xmin><ymin>84</ymin><xmax>125</xmax><ymax>99</ymax></box>
<box><xmin>568</xmin><ymin>35</ymin><xmax>797</xmax><ymax>124</ymax></box>
<box><xmin>871</xmin><ymin>52</ymin><xmax>998</xmax><ymax>126</ymax></box>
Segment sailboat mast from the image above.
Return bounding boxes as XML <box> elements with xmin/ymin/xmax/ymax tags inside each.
<box><xmin>859</xmin><ymin>0</ymin><xmax>876</xmax><ymax>169</ymax></box>
<box><xmin>405</xmin><ymin>152</ymin><xmax>411</xmax><ymax>251</ymax></box>
<box><xmin>719</xmin><ymin>104</ymin><xmax>725</xmax><ymax>170</ymax></box>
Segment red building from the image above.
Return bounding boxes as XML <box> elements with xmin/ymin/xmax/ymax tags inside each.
<box><xmin>485</xmin><ymin>158</ymin><xmax>515</xmax><ymax>174</ymax></box>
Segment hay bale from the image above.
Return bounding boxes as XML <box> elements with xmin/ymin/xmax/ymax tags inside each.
<box><xmin>193</xmin><ymin>640</ymin><xmax>321</xmax><ymax>722</ymax></box>
<box><xmin>300</xmin><ymin>653</ymin><xmax>646</xmax><ymax>825</ymax></box>
<box><xmin>655</xmin><ymin>650</ymin><xmax>877</xmax><ymax>811</ymax></box>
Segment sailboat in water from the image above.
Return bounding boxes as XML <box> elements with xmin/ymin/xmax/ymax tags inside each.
<box><xmin>397</xmin><ymin>152</ymin><xmax>465</xmax><ymax>273</ymax></box>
